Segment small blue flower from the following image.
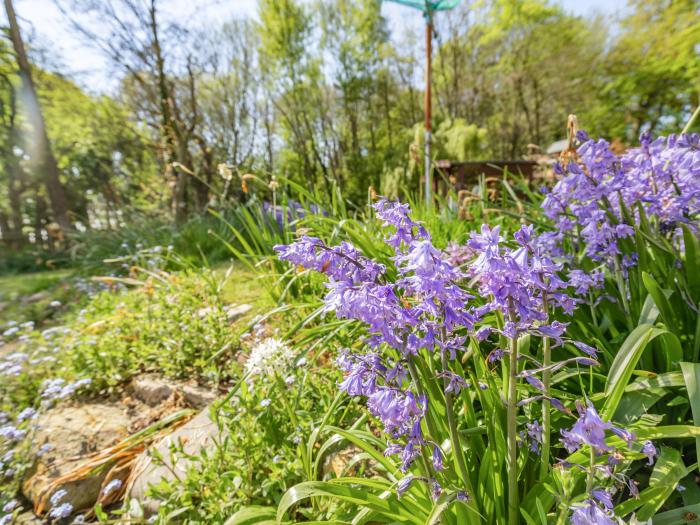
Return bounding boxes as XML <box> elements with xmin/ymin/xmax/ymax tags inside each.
<box><xmin>49</xmin><ymin>502</ymin><xmax>73</xmax><ymax>519</ymax></box>
<box><xmin>101</xmin><ymin>479</ymin><xmax>122</xmax><ymax>496</ymax></box>
<box><xmin>50</xmin><ymin>489</ymin><xmax>68</xmax><ymax>506</ymax></box>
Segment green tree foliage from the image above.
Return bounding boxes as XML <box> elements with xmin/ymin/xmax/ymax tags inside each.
<box><xmin>37</xmin><ymin>71</ymin><xmax>158</xmax><ymax>226</ymax></box>
<box><xmin>1</xmin><ymin>0</ymin><xmax>698</xmax><ymax>246</ymax></box>
<box><xmin>434</xmin><ymin>0</ymin><xmax>607</xmax><ymax>157</ymax></box>
<box><xmin>582</xmin><ymin>0</ymin><xmax>700</xmax><ymax>139</ymax></box>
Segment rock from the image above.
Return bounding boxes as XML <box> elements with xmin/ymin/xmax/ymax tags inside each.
<box><xmin>14</xmin><ymin>511</ymin><xmax>43</xmax><ymax>524</ymax></box>
<box><xmin>196</xmin><ymin>306</ymin><xmax>214</xmax><ymax>318</ymax></box>
<box><xmin>129</xmin><ymin>405</ymin><xmax>223</xmax><ymax>515</ymax></box>
<box><xmin>24</xmin><ymin>292</ymin><xmax>48</xmax><ymax>304</ymax></box>
<box><xmin>225</xmin><ymin>303</ymin><xmax>252</xmax><ymax>323</ymax></box>
<box><xmin>131</xmin><ymin>374</ymin><xmax>216</xmax><ymax>410</ymax></box>
<box><xmin>197</xmin><ymin>303</ymin><xmax>251</xmax><ymax>322</ymax></box>
<box><xmin>22</xmin><ymin>403</ymin><xmax>130</xmax><ymax>517</ymax></box>
<box><xmin>180</xmin><ymin>384</ymin><xmax>217</xmax><ymax>409</ymax></box>
<box><xmin>0</xmin><ymin>340</ymin><xmax>20</xmax><ymax>358</ymax></box>
<box><xmin>132</xmin><ymin>375</ymin><xmax>174</xmax><ymax>406</ymax></box>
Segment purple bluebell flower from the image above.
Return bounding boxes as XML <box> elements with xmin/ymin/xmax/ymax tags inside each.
<box><xmin>522</xmin><ymin>420</ymin><xmax>543</xmax><ymax>454</ymax></box>
<box><xmin>571</xmin><ymin>270</ymin><xmax>605</xmax><ymax>298</ymax></box>
<box><xmin>442</xmin><ymin>371</ymin><xmax>469</xmax><ymax>395</ymax></box>
<box><xmin>543</xmin><ymin>132</ymin><xmax>700</xmax><ymax>269</ymax></box>
<box><xmin>431</xmin><ymin>480</ymin><xmax>442</xmax><ymax>500</ymax></box>
<box><xmin>573</xmin><ymin>341</ymin><xmax>599</xmax><ymax>358</ymax></box>
<box><xmin>641</xmin><ymin>440</ymin><xmax>657</xmax><ymax>465</ymax></box>
<box><xmin>591</xmin><ymin>488</ymin><xmax>614</xmax><ymax>510</ymax></box>
<box><xmin>396</xmin><ymin>476</ymin><xmax>414</xmax><ymax>498</ymax></box>
<box><xmin>487</xmin><ymin>349</ymin><xmax>506</xmax><ymax>364</ymax></box>
<box><xmin>628</xmin><ymin>479</ymin><xmax>639</xmax><ymax>498</ymax></box>
<box><xmin>475</xmin><ymin>326</ymin><xmax>492</xmax><ymax>341</ymax></box>
<box><xmin>523</xmin><ymin>374</ymin><xmax>546</xmax><ymax>392</ymax></box>
<box><xmin>560</xmin><ymin>402</ymin><xmax>613</xmax><ymax>453</ymax></box>
<box><xmin>610</xmin><ymin>427</ymin><xmax>636</xmax><ymax>447</ymax></box>
<box><xmin>276</xmin><ymin>199</ymin><xmax>482</xmax><ymax>470</ymax></box>
<box><xmin>535</xmin><ymin>321</ymin><xmax>569</xmax><ymax>339</ymax></box>
<box><xmin>432</xmin><ymin>446</ymin><xmax>444</xmax><ymax>471</ymax></box>
<box><xmin>570</xmin><ymin>500</ymin><xmax>616</xmax><ymax>525</ymax></box>
<box><xmin>443</xmin><ymin>242</ymin><xmax>475</xmax><ymax>266</ymax></box>
<box><xmin>456</xmin><ymin>491</ymin><xmax>470</xmax><ymax>502</ymax></box>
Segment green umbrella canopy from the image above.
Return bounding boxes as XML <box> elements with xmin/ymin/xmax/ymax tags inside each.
<box><xmin>384</xmin><ymin>0</ymin><xmax>460</xmax><ymax>14</ymax></box>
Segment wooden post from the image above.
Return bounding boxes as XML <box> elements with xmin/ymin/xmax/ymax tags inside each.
<box><xmin>424</xmin><ymin>17</ymin><xmax>433</xmax><ymax>208</ymax></box>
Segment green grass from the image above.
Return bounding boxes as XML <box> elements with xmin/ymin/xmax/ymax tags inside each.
<box><xmin>0</xmin><ymin>269</ymin><xmax>79</xmax><ymax>329</ymax></box>
<box><xmin>0</xmin><ymin>269</ymin><xmax>72</xmax><ymax>299</ymax></box>
<box><xmin>217</xmin><ymin>263</ymin><xmax>275</xmax><ymax>313</ymax></box>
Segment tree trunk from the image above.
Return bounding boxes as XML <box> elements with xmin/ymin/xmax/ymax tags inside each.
<box><xmin>34</xmin><ymin>196</ymin><xmax>47</xmax><ymax>249</ymax></box>
<box><xmin>148</xmin><ymin>0</ymin><xmax>189</xmax><ymax>223</ymax></box>
<box><xmin>4</xmin><ymin>0</ymin><xmax>72</xmax><ymax>232</ymax></box>
<box><xmin>7</xmin><ymin>165</ymin><xmax>24</xmax><ymax>247</ymax></box>
<box><xmin>0</xmin><ymin>212</ymin><xmax>10</xmax><ymax>247</ymax></box>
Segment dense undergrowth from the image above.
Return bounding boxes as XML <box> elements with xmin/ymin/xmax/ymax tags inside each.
<box><xmin>0</xmin><ymin>131</ymin><xmax>699</xmax><ymax>525</ymax></box>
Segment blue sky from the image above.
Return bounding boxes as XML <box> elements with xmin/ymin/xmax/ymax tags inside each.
<box><xmin>12</xmin><ymin>0</ymin><xmax>623</xmax><ymax>92</ymax></box>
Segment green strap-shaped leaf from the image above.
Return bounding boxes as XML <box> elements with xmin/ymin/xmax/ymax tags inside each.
<box><xmin>425</xmin><ymin>493</ymin><xmax>457</xmax><ymax>525</ymax></box>
<box><xmin>652</xmin><ymin>503</ymin><xmax>700</xmax><ymax>525</ymax></box>
<box><xmin>615</xmin><ymin>447</ymin><xmax>689</xmax><ymax>520</ymax></box>
<box><xmin>319</xmin><ymin>426</ymin><xmax>399</xmax><ymax>477</ymax></box>
<box><xmin>682</xmin><ymin>225</ymin><xmax>700</xmax><ymax>293</ymax></box>
<box><xmin>276</xmin><ymin>480</ymin><xmax>426</xmax><ymax>524</ymax></box>
<box><xmin>642</xmin><ymin>272</ymin><xmax>675</xmax><ymax>328</ymax></box>
<box><xmin>523</xmin><ymin>425</ymin><xmax>700</xmax><ymax>518</ymax></box>
<box><xmin>603</xmin><ymin>324</ymin><xmax>678</xmax><ymax>418</ymax></box>
<box><xmin>681</xmin><ymin>362</ymin><xmax>700</xmax><ymax>462</ymax></box>
<box><xmin>225</xmin><ymin>506</ymin><xmax>277</xmax><ymax>525</ymax></box>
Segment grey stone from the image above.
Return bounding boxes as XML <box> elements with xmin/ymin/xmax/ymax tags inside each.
<box><xmin>131</xmin><ymin>375</ymin><xmax>174</xmax><ymax>406</ymax></box>
<box><xmin>195</xmin><ymin>306</ymin><xmax>214</xmax><ymax>318</ymax></box>
<box><xmin>22</xmin><ymin>403</ymin><xmax>130</xmax><ymax>518</ymax></box>
<box><xmin>225</xmin><ymin>303</ymin><xmax>252</xmax><ymax>323</ymax></box>
<box><xmin>181</xmin><ymin>383</ymin><xmax>217</xmax><ymax>409</ymax></box>
<box><xmin>14</xmin><ymin>510</ymin><xmax>43</xmax><ymax>524</ymax></box>
<box><xmin>24</xmin><ymin>292</ymin><xmax>48</xmax><ymax>304</ymax></box>
<box><xmin>128</xmin><ymin>405</ymin><xmax>223</xmax><ymax>515</ymax></box>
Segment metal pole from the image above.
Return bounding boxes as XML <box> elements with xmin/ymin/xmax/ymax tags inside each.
<box><xmin>424</xmin><ymin>16</ymin><xmax>432</xmax><ymax>208</ymax></box>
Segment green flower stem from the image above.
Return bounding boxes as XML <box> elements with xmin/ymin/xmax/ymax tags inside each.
<box><xmin>540</xmin><ymin>333</ymin><xmax>551</xmax><ymax>478</ymax></box>
<box><xmin>507</xmin><ymin>333</ymin><xmax>520</xmax><ymax>525</ymax></box>
<box><xmin>556</xmin><ymin>503</ymin><xmax>569</xmax><ymax>525</ymax></box>
<box><xmin>406</xmin><ymin>357</ymin><xmax>440</xmax><ymax>441</ymax></box>
<box><xmin>586</xmin><ymin>447</ymin><xmax>596</xmax><ymax>494</ymax></box>
<box><xmin>274</xmin><ymin>375</ymin><xmax>309</xmax><ymax>472</ymax></box>
<box><xmin>613</xmin><ymin>257</ymin><xmax>633</xmax><ymax>330</ymax></box>
<box><xmin>682</xmin><ymin>104</ymin><xmax>700</xmax><ymax>134</ymax></box>
<box><xmin>440</xmin><ymin>349</ymin><xmax>475</xmax><ymax>498</ymax></box>
<box><xmin>406</xmin><ymin>357</ymin><xmax>438</xmax><ymax>481</ymax></box>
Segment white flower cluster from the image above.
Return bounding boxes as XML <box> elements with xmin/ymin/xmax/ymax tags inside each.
<box><xmin>244</xmin><ymin>338</ymin><xmax>296</xmax><ymax>379</ymax></box>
